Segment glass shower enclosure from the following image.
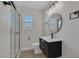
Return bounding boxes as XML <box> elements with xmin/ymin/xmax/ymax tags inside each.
<box><xmin>10</xmin><ymin>5</ymin><xmax>20</xmax><ymax>58</ymax></box>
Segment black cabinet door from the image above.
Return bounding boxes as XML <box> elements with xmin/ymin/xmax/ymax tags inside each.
<box><xmin>48</xmin><ymin>41</ymin><xmax>62</xmax><ymax>58</ymax></box>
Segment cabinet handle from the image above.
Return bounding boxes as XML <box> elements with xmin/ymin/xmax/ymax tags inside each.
<box><xmin>41</xmin><ymin>46</ymin><xmax>44</xmax><ymax>49</ymax></box>
<box><xmin>41</xmin><ymin>40</ymin><xmax>45</xmax><ymax>43</ymax></box>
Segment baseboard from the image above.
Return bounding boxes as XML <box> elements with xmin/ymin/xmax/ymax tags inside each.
<box><xmin>21</xmin><ymin>47</ymin><xmax>33</xmax><ymax>51</ymax></box>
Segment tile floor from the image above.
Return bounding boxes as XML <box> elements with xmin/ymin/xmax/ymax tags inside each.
<box><xmin>19</xmin><ymin>49</ymin><xmax>46</xmax><ymax>58</ymax></box>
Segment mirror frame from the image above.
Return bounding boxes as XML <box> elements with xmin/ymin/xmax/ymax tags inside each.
<box><xmin>48</xmin><ymin>13</ymin><xmax>63</xmax><ymax>34</ymax></box>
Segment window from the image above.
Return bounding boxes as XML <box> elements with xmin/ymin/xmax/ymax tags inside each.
<box><xmin>23</xmin><ymin>16</ymin><xmax>33</xmax><ymax>31</ymax></box>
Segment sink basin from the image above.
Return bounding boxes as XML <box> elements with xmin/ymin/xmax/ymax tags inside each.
<box><xmin>40</xmin><ymin>36</ymin><xmax>62</xmax><ymax>42</ymax></box>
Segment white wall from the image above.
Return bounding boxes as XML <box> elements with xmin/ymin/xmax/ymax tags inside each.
<box><xmin>20</xmin><ymin>7</ymin><xmax>44</xmax><ymax>50</ymax></box>
<box><xmin>0</xmin><ymin>3</ymin><xmax>11</xmax><ymax>57</ymax></box>
<box><xmin>44</xmin><ymin>1</ymin><xmax>79</xmax><ymax>57</ymax></box>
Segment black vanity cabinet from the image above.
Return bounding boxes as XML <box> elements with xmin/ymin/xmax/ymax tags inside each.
<box><xmin>39</xmin><ymin>38</ymin><xmax>62</xmax><ymax>58</ymax></box>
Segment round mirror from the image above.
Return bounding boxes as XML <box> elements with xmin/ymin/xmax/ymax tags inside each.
<box><xmin>48</xmin><ymin>13</ymin><xmax>62</xmax><ymax>38</ymax></box>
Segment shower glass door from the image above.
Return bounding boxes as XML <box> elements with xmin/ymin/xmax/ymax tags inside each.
<box><xmin>11</xmin><ymin>6</ymin><xmax>20</xmax><ymax>58</ymax></box>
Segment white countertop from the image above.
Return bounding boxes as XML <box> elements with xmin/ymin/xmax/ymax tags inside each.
<box><xmin>40</xmin><ymin>36</ymin><xmax>62</xmax><ymax>42</ymax></box>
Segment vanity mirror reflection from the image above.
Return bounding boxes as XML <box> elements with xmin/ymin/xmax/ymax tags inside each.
<box><xmin>48</xmin><ymin>13</ymin><xmax>62</xmax><ymax>38</ymax></box>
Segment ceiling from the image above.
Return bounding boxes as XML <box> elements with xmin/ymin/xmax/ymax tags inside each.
<box><xmin>14</xmin><ymin>1</ymin><xmax>51</xmax><ymax>10</ymax></box>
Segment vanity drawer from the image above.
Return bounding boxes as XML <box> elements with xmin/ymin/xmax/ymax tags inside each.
<box><xmin>40</xmin><ymin>38</ymin><xmax>47</xmax><ymax>43</ymax></box>
<box><xmin>40</xmin><ymin>44</ymin><xmax>48</xmax><ymax>57</ymax></box>
<box><xmin>39</xmin><ymin>38</ymin><xmax>48</xmax><ymax>46</ymax></box>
